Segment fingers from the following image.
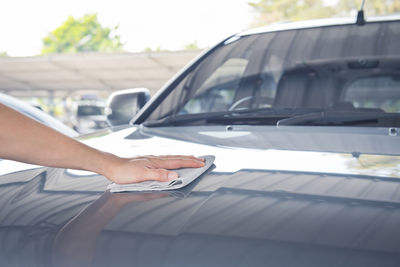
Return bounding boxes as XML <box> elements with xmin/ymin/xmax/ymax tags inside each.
<box><xmin>138</xmin><ymin>168</ymin><xmax>179</xmax><ymax>183</ymax></box>
<box><xmin>133</xmin><ymin>155</ymin><xmax>205</xmax><ymax>169</ymax></box>
<box><xmin>108</xmin><ymin>155</ymin><xmax>207</xmax><ymax>185</ymax></box>
<box><xmin>137</xmin><ymin>155</ymin><xmax>205</xmax><ymax>162</ymax></box>
<box><xmin>150</xmin><ymin>157</ymin><xmax>205</xmax><ymax>169</ymax></box>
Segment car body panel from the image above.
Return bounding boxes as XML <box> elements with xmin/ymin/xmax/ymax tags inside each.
<box><xmin>1</xmin><ymin>125</ymin><xmax>400</xmax><ymax>266</ymax></box>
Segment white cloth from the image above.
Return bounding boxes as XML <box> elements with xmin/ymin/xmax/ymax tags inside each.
<box><xmin>107</xmin><ymin>155</ymin><xmax>215</xmax><ymax>193</ymax></box>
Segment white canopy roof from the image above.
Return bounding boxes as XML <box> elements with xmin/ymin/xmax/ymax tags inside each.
<box><xmin>0</xmin><ymin>50</ymin><xmax>201</xmax><ymax>97</ymax></box>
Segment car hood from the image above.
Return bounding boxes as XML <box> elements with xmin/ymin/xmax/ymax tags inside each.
<box><xmin>1</xmin><ymin>125</ymin><xmax>400</xmax><ymax>267</ymax></box>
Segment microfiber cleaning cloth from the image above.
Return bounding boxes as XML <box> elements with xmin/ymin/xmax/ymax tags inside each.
<box><xmin>107</xmin><ymin>155</ymin><xmax>215</xmax><ymax>193</ymax></box>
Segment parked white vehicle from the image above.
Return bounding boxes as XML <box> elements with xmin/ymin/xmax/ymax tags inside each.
<box><xmin>1</xmin><ymin>15</ymin><xmax>400</xmax><ymax>267</ymax></box>
<box><xmin>70</xmin><ymin>99</ymin><xmax>108</xmax><ymax>134</ymax></box>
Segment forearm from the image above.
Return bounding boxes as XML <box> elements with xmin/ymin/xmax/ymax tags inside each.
<box><xmin>0</xmin><ymin>103</ymin><xmax>116</xmax><ymax>175</ymax></box>
<box><xmin>1</xmin><ymin>103</ymin><xmax>205</xmax><ymax>184</ymax></box>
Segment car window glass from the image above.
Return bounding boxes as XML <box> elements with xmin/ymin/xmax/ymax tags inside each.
<box><xmin>344</xmin><ymin>75</ymin><xmax>400</xmax><ymax>113</ymax></box>
<box><xmin>112</xmin><ymin>95</ymin><xmax>138</xmax><ymax>117</ymax></box>
<box><xmin>144</xmin><ymin>20</ymin><xmax>400</xmax><ymax>123</ymax></box>
<box><xmin>179</xmin><ymin>58</ymin><xmax>248</xmax><ymax>114</ymax></box>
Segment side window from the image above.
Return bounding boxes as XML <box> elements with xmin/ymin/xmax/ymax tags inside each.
<box><xmin>343</xmin><ymin>76</ymin><xmax>400</xmax><ymax>113</ymax></box>
<box><xmin>180</xmin><ymin>58</ymin><xmax>248</xmax><ymax>114</ymax></box>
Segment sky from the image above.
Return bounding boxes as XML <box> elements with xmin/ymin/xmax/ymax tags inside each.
<box><xmin>0</xmin><ymin>0</ymin><xmax>254</xmax><ymax>57</ymax></box>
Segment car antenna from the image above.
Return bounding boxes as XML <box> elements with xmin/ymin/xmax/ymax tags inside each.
<box><xmin>356</xmin><ymin>0</ymin><xmax>366</xmax><ymax>25</ymax></box>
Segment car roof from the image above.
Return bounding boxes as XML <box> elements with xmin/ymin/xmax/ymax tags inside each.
<box><xmin>238</xmin><ymin>15</ymin><xmax>400</xmax><ymax>36</ymax></box>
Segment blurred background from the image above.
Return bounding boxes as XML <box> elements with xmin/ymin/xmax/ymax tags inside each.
<box><xmin>0</xmin><ymin>0</ymin><xmax>399</xmax><ymax>134</ymax></box>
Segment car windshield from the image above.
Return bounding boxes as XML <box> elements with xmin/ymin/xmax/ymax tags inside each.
<box><xmin>144</xmin><ymin>20</ymin><xmax>400</xmax><ymax>127</ymax></box>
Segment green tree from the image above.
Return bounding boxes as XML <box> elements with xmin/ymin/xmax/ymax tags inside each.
<box><xmin>41</xmin><ymin>14</ymin><xmax>123</xmax><ymax>54</ymax></box>
<box><xmin>249</xmin><ymin>0</ymin><xmax>334</xmax><ymax>26</ymax></box>
<box><xmin>249</xmin><ymin>0</ymin><xmax>400</xmax><ymax>26</ymax></box>
<box><xmin>184</xmin><ymin>41</ymin><xmax>200</xmax><ymax>50</ymax></box>
<box><xmin>335</xmin><ymin>0</ymin><xmax>400</xmax><ymax>17</ymax></box>
<box><xmin>143</xmin><ymin>46</ymin><xmax>170</xmax><ymax>52</ymax></box>
<box><xmin>0</xmin><ymin>51</ymin><xmax>8</xmax><ymax>57</ymax></box>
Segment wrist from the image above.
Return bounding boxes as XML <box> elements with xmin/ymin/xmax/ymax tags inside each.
<box><xmin>93</xmin><ymin>151</ymin><xmax>123</xmax><ymax>182</ymax></box>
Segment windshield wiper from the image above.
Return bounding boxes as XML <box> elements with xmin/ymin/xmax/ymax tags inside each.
<box><xmin>144</xmin><ymin>109</ymin><xmax>400</xmax><ymax>127</ymax></box>
<box><xmin>143</xmin><ymin>111</ymin><xmax>235</xmax><ymax>127</ymax></box>
<box><xmin>143</xmin><ymin>107</ymin><xmax>298</xmax><ymax>127</ymax></box>
<box><xmin>277</xmin><ymin>110</ymin><xmax>400</xmax><ymax>127</ymax></box>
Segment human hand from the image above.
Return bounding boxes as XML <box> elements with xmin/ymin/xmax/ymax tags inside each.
<box><xmin>102</xmin><ymin>154</ymin><xmax>205</xmax><ymax>184</ymax></box>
